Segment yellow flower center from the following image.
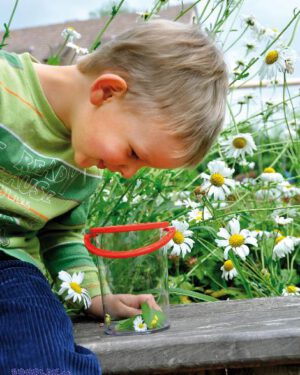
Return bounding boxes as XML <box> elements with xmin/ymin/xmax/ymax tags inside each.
<box><xmin>275</xmin><ymin>235</ymin><xmax>285</xmax><ymax>244</ymax></box>
<box><xmin>265</xmin><ymin>50</ymin><xmax>279</xmax><ymax>65</ymax></box>
<box><xmin>150</xmin><ymin>315</ymin><xmax>159</xmax><ymax>328</ymax></box>
<box><xmin>210</xmin><ymin>173</ymin><xmax>225</xmax><ymax>187</ymax></box>
<box><xmin>69</xmin><ymin>282</ymin><xmax>82</xmax><ymax>294</ymax></box>
<box><xmin>173</xmin><ymin>231</ymin><xmax>185</xmax><ymax>244</ymax></box>
<box><xmin>233</xmin><ymin>137</ymin><xmax>247</xmax><ymax>149</ymax></box>
<box><xmin>287</xmin><ymin>285</ymin><xmax>297</xmax><ymax>294</ymax></box>
<box><xmin>264</xmin><ymin>167</ymin><xmax>275</xmax><ymax>173</ymax></box>
<box><xmin>223</xmin><ymin>260</ymin><xmax>234</xmax><ymax>271</ymax></box>
<box><xmin>195</xmin><ymin>211</ymin><xmax>203</xmax><ymax>221</ymax></box>
<box><xmin>138</xmin><ymin>322</ymin><xmax>145</xmax><ymax>329</ymax></box>
<box><xmin>180</xmin><ymin>295</ymin><xmax>191</xmax><ymax>304</ymax></box>
<box><xmin>229</xmin><ymin>234</ymin><xmax>245</xmax><ymax>247</ymax></box>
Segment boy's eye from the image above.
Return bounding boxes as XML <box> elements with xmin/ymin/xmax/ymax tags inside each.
<box><xmin>130</xmin><ymin>149</ymin><xmax>139</xmax><ymax>160</ymax></box>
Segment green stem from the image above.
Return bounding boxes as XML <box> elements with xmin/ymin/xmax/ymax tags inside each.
<box><xmin>89</xmin><ymin>0</ymin><xmax>126</xmax><ymax>52</ymax></box>
<box><xmin>215</xmin><ymin>205</ymin><xmax>300</xmax><ymax>220</ymax></box>
<box><xmin>0</xmin><ymin>0</ymin><xmax>19</xmax><ymax>49</ymax></box>
<box><xmin>101</xmin><ymin>180</ymin><xmax>137</xmax><ymax>226</ymax></box>
<box><xmin>229</xmin><ymin>252</ymin><xmax>253</xmax><ymax>298</ymax></box>
<box><xmin>147</xmin><ymin>0</ymin><xmax>163</xmax><ymax>20</ymax></box>
<box><xmin>282</xmin><ymin>72</ymin><xmax>298</xmax><ymax>162</ymax></box>
<box><xmin>221</xmin><ymin>0</ymin><xmax>245</xmax><ymax>47</ymax></box>
<box><xmin>224</xmin><ymin>25</ymin><xmax>249</xmax><ymax>53</ymax></box>
<box><xmin>174</xmin><ymin>0</ymin><xmax>202</xmax><ymax>21</ymax></box>
<box><xmin>197</xmin><ymin>0</ymin><xmax>212</xmax><ymax>24</ymax></box>
<box><xmin>287</xmin><ymin>11</ymin><xmax>300</xmax><ymax>46</ymax></box>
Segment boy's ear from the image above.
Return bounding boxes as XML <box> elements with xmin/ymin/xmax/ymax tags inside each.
<box><xmin>90</xmin><ymin>74</ymin><xmax>128</xmax><ymax>106</ymax></box>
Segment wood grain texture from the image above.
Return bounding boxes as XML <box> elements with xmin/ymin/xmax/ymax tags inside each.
<box><xmin>73</xmin><ymin>297</ymin><xmax>300</xmax><ymax>374</ymax></box>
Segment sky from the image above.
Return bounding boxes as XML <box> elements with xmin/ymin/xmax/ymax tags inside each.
<box><xmin>1</xmin><ymin>0</ymin><xmax>299</xmax><ymax>32</ymax></box>
<box><xmin>1</xmin><ymin>0</ymin><xmax>299</xmax><ymax>80</ymax></box>
<box><xmin>1</xmin><ymin>0</ymin><xmax>299</xmax><ymax>125</ymax></box>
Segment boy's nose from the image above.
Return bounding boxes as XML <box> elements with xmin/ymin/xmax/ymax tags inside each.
<box><xmin>120</xmin><ymin>164</ymin><xmax>140</xmax><ymax>179</ymax></box>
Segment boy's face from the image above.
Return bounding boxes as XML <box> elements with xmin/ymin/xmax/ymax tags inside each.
<box><xmin>71</xmin><ymin>98</ymin><xmax>185</xmax><ymax>179</ymax></box>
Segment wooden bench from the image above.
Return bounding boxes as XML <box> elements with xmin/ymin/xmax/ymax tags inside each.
<box><xmin>73</xmin><ymin>296</ymin><xmax>300</xmax><ymax>374</ymax></box>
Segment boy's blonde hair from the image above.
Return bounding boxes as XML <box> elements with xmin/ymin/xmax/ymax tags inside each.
<box><xmin>77</xmin><ymin>19</ymin><xmax>228</xmax><ymax>167</ymax></box>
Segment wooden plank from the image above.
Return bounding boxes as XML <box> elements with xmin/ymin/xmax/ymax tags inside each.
<box><xmin>73</xmin><ymin>297</ymin><xmax>300</xmax><ymax>374</ymax></box>
<box><xmin>224</xmin><ymin>365</ymin><xmax>300</xmax><ymax>374</ymax></box>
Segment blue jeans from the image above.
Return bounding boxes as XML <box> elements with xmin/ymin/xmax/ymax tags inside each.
<box><xmin>0</xmin><ymin>257</ymin><xmax>101</xmax><ymax>375</ymax></box>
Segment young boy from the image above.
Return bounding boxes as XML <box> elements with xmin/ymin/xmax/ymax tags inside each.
<box><xmin>0</xmin><ymin>19</ymin><xmax>227</xmax><ymax>374</ymax></box>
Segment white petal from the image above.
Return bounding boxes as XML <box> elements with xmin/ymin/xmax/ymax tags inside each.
<box><xmin>224</xmin><ymin>178</ymin><xmax>235</xmax><ymax>187</ymax></box>
<box><xmin>200</xmin><ymin>173</ymin><xmax>211</xmax><ymax>180</ymax></box>
<box><xmin>216</xmin><ymin>239</ymin><xmax>229</xmax><ymax>247</ymax></box>
<box><xmin>245</xmin><ymin>237</ymin><xmax>258</xmax><ymax>247</ymax></box>
<box><xmin>73</xmin><ymin>272</ymin><xmax>84</xmax><ymax>285</ymax></box>
<box><xmin>58</xmin><ymin>271</ymin><xmax>72</xmax><ymax>283</ymax></box>
<box><xmin>184</xmin><ymin>238</ymin><xmax>195</xmax><ymax>248</ymax></box>
<box><xmin>228</xmin><ymin>218</ymin><xmax>240</xmax><ymax>234</ymax></box>
<box><xmin>217</xmin><ymin>228</ymin><xmax>230</xmax><ymax>239</ymax></box>
<box><xmin>224</xmin><ymin>246</ymin><xmax>231</xmax><ymax>259</ymax></box>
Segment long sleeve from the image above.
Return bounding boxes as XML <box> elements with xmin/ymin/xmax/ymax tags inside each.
<box><xmin>39</xmin><ymin>199</ymin><xmax>109</xmax><ymax>299</ymax></box>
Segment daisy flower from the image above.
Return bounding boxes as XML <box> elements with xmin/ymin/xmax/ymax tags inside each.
<box><xmin>259</xmin><ymin>45</ymin><xmax>297</xmax><ymax>80</ymax></box>
<box><xmin>241</xmin><ymin>14</ymin><xmax>265</xmax><ymax>37</ymax></box>
<box><xmin>175</xmin><ymin>198</ymin><xmax>200</xmax><ymax>209</ymax></box>
<box><xmin>61</xmin><ymin>27</ymin><xmax>81</xmax><ymax>43</ymax></box>
<box><xmin>200</xmin><ymin>160</ymin><xmax>235</xmax><ymax>201</ymax></box>
<box><xmin>220</xmin><ymin>260</ymin><xmax>238</xmax><ymax>281</ymax></box>
<box><xmin>216</xmin><ymin>218</ymin><xmax>258</xmax><ymax>261</ymax></box>
<box><xmin>66</xmin><ymin>42</ymin><xmax>89</xmax><ymax>55</ymax></box>
<box><xmin>136</xmin><ymin>11</ymin><xmax>160</xmax><ymax>21</ymax></box>
<box><xmin>255</xmin><ymin>187</ymin><xmax>281</xmax><ymax>201</ymax></box>
<box><xmin>282</xmin><ymin>285</ymin><xmax>300</xmax><ymax>296</ymax></box>
<box><xmin>187</xmin><ymin>207</ymin><xmax>212</xmax><ymax>222</ymax></box>
<box><xmin>58</xmin><ymin>270</ymin><xmax>91</xmax><ymax>309</ymax></box>
<box><xmin>164</xmin><ymin>220</ymin><xmax>194</xmax><ymax>258</ymax></box>
<box><xmin>260</xmin><ymin>167</ymin><xmax>284</xmax><ymax>183</ymax></box>
<box><xmin>278</xmin><ymin>181</ymin><xmax>299</xmax><ymax>198</ymax></box>
<box><xmin>222</xmin><ymin>133</ymin><xmax>257</xmax><ymax>160</ymax></box>
<box><xmin>244</xmin><ymin>39</ymin><xmax>257</xmax><ymax>54</ymax></box>
<box><xmin>133</xmin><ymin>316</ymin><xmax>147</xmax><ymax>332</ymax></box>
<box><xmin>272</xmin><ymin>236</ymin><xmax>296</xmax><ymax>259</ymax></box>
<box><xmin>249</xmin><ymin>229</ymin><xmax>272</xmax><ymax>239</ymax></box>
<box><xmin>260</xmin><ymin>27</ymin><xmax>279</xmax><ymax>41</ymax></box>
<box><xmin>274</xmin><ymin>216</ymin><xmax>293</xmax><ymax>225</ymax></box>
<box><xmin>241</xmin><ymin>14</ymin><xmax>259</xmax><ymax>29</ymax></box>
<box><xmin>239</xmin><ymin>160</ymin><xmax>255</xmax><ymax>169</ymax></box>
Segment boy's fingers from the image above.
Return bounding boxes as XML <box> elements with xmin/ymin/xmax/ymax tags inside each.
<box><xmin>137</xmin><ymin>294</ymin><xmax>162</xmax><ymax>311</ymax></box>
<box><xmin>119</xmin><ymin>304</ymin><xmax>141</xmax><ymax>318</ymax></box>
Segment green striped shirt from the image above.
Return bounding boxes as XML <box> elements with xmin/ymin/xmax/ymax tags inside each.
<box><xmin>0</xmin><ymin>50</ymin><xmax>104</xmax><ymax>299</ymax></box>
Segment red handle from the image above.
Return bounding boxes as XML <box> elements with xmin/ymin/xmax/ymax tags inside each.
<box><xmin>84</xmin><ymin>222</ymin><xmax>175</xmax><ymax>259</ymax></box>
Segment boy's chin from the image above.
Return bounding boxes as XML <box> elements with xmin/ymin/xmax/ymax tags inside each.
<box><xmin>74</xmin><ymin>155</ymin><xmax>97</xmax><ymax>169</ymax></box>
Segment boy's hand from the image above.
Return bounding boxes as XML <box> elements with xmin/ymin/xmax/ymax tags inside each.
<box><xmin>86</xmin><ymin>293</ymin><xmax>160</xmax><ymax>319</ymax></box>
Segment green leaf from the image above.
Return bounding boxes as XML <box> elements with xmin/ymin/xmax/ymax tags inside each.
<box><xmin>47</xmin><ymin>55</ymin><xmax>61</xmax><ymax>65</ymax></box>
<box><xmin>115</xmin><ymin>316</ymin><xmax>136</xmax><ymax>331</ymax></box>
<box><xmin>228</xmin><ymin>253</ymin><xmax>253</xmax><ymax>298</ymax></box>
<box><xmin>141</xmin><ymin>302</ymin><xmax>166</xmax><ymax>329</ymax></box>
<box><xmin>169</xmin><ymin>287</ymin><xmax>218</xmax><ymax>302</ymax></box>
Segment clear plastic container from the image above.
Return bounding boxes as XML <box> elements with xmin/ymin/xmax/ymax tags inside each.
<box><xmin>84</xmin><ymin>222</ymin><xmax>175</xmax><ymax>335</ymax></box>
